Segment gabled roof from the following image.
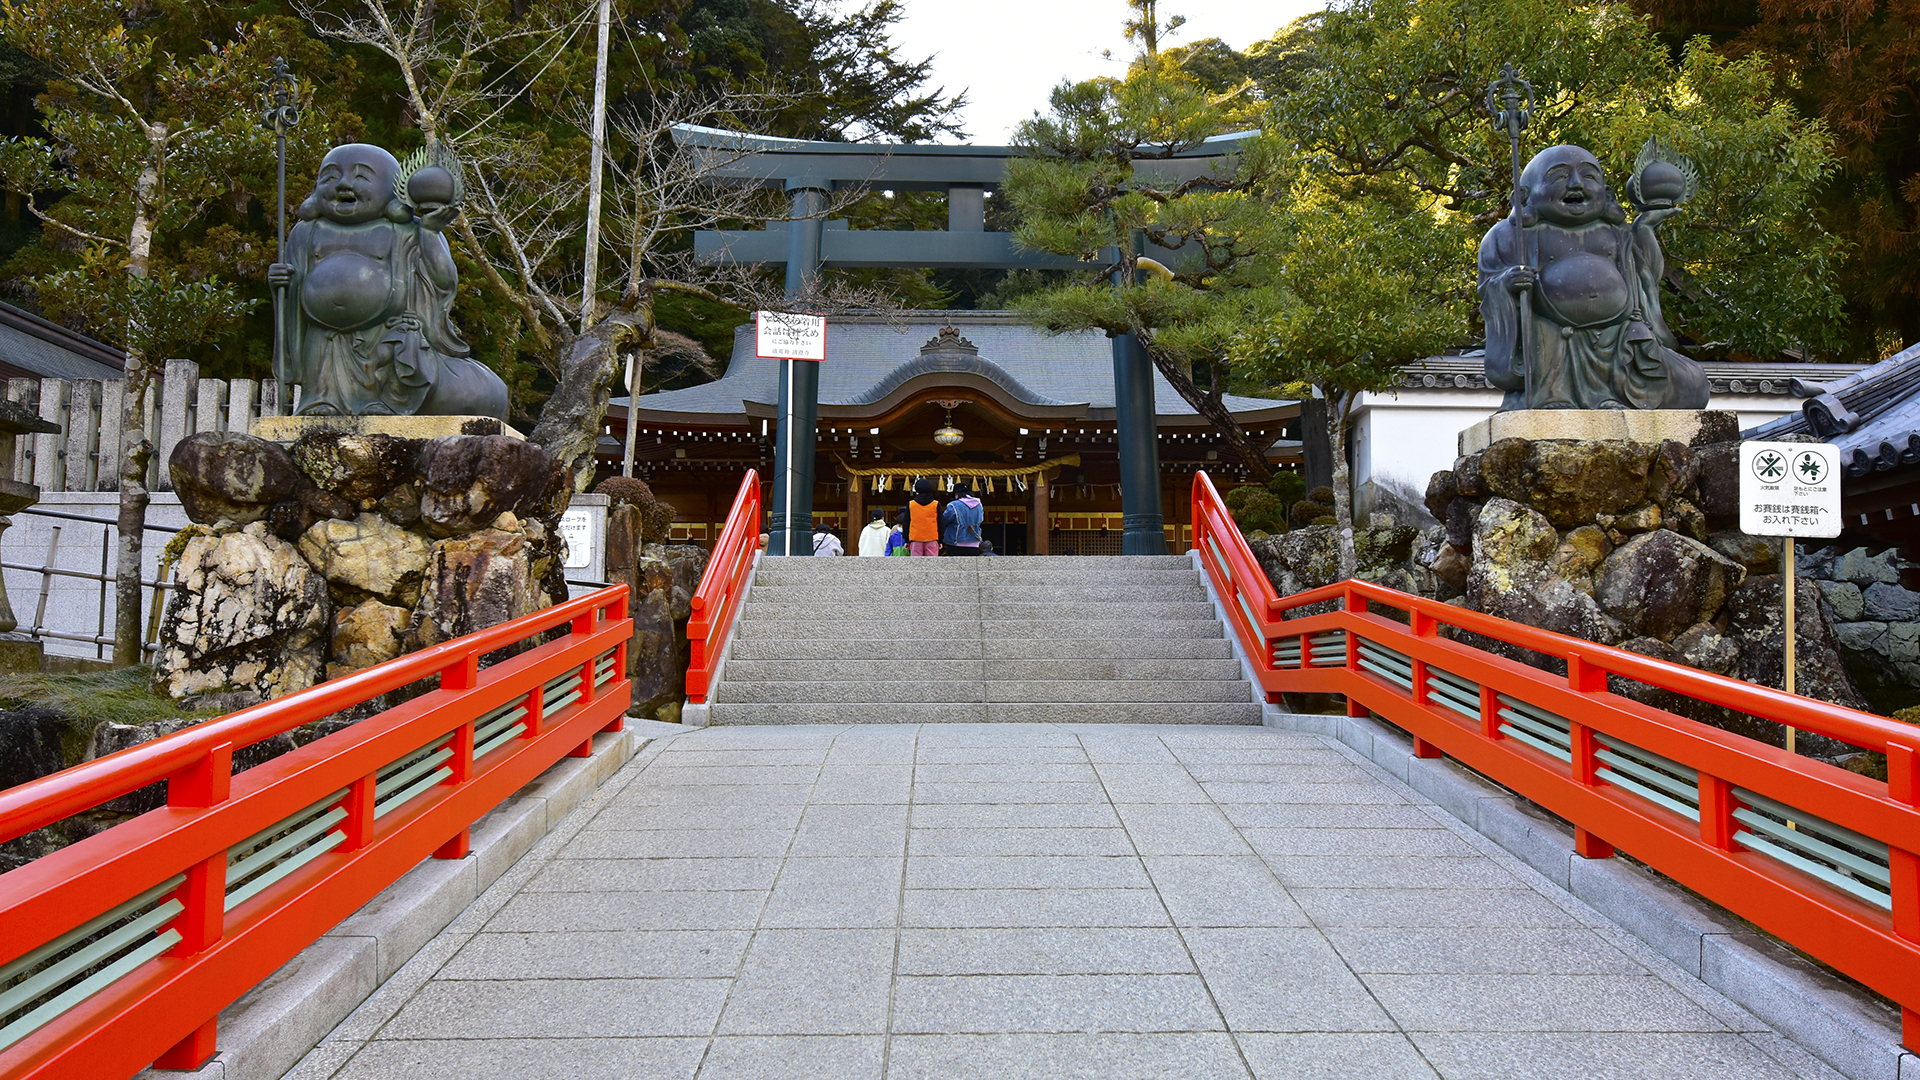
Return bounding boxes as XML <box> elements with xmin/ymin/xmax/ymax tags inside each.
<box><xmin>619</xmin><ymin>312</ymin><xmax>1294</xmax><ymax>427</ymax></box>
<box><xmin>1746</xmin><ymin>341</ymin><xmax>1920</xmax><ymax>476</ymax></box>
<box><xmin>0</xmin><ymin>303</ymin><xmax>124</xmax><ymax>381</ymax></box>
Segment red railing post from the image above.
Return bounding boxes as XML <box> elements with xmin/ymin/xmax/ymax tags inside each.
<box><xmin>1887</xmin><ymin>742</ymin><xmax>1919</xmax><ymax>1048</ymax></box>
<box><xmin>1568</xmin><ymin>722</ymin><xmax>1615</xmax><ymax>858</ymax></box>
<box><xmin>338</xmin><ymin>774</ymin><xmax>376</xmax><ymax>851</ymax></box>
<box><xmin>155</xmin><ymin>741</ymin><xmax>234</xmax><ymax>1070</ymax></box>
<box><xmin>433</xmin><ymin>721</ymin><xmax>477</xmax><ymax>860</ymax></box>
<box><xmin>1479</xmin><ymin>684</ymin><xmax>1501</xmax><ymax>740</ymax></box>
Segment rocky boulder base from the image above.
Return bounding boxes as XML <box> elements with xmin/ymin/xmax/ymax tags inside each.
<box><xmin>600</xmin><ymin>480</ymin><xmax>706</xmax><ymax>722</ymax></box>
<box><xmin>158</xmin><ymin>430</ymin><xmax>572</xmax><ymax>707</ymax></box>
<box><xmin>1239</xmin><ymin>434</ymin><xmax>1872</xmax><ymax>761</ymax></box>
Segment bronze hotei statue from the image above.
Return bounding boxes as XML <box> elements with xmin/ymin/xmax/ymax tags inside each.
<box><xmin>269</xmin><ymin>143</ymin><xmax>509</xmax><ymax>420</ymax></box>
<box><xmin>1478</xmin><ymin>140</ymin><xmax>1710</xmax><ymax>412</ymax></box>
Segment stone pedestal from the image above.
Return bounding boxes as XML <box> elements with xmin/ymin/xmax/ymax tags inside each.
<box><xmin>251</xmin><ymin>414</ymin><xmax>524</xmax><ymax>443</ymax></box>
<box><xmin>1459</xmin><ymin>409</ymin><xmax>1740</xmax><ymax>457</ymax></box>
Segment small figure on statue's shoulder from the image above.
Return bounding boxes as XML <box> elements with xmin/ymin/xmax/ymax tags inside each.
<box><xmin>267</xmin><ymin>142</ymin><xmax>509</xmax><ymax>420</ymax></box>
<box><xmin>1478</xmin><ymin>140</ymin><xmax>1709</xmax><ymax>413</ymax></box>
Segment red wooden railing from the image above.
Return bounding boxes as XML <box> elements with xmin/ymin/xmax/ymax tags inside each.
<box><xmin>1193</xmin><ymin>470</ymin><xmax>1920</xmax><ymax>1050</ymax></box>
<box><xmin>0</xmin><ymin>586</ymin><xmax>633</xmax><ymax>1079</ymax></box>
<box><xmin>687</xmin><ymin>469</ymin><xmax>760</xmax><ymax>704</ymax></box>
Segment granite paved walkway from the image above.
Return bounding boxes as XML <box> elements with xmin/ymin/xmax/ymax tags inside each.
<box><xmin>284</xmin><ymin>724</ymin><xmax>1848</xmax><ymax>1080</ymax></box>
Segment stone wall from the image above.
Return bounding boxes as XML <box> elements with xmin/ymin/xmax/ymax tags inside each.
<box><xmin>1795</xmin><ymin>545</ymin><xmax>1920</xmax><ymax>714</ymax></box>
<box><xmin>155</xmin><ymin>430</ymin><xmax>570</xmax><ymax>709</ymax></box>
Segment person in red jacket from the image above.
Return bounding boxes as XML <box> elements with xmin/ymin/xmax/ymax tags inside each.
<box><xmin>903</xmin><ymin>477</ymin><xmax>942</xmax><ymax>556</ymax></box>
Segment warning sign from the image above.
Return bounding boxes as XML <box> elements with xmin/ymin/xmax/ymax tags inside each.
<box><xmin>755</xmin><ymin>311</ymin><xmax>826</xmax><ymax>361</ymax></box>
<box><xmin>1739</xmin><ymin>441</ymin><xmax>1842</xmax><ymax>538</ymax></box>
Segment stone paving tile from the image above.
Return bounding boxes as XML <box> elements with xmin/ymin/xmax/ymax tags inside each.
<box><xmin>1325</xmin><ymin>927</ymin><xmax>1644</xmax><ymax>976</ymax></box>
<box><xmin>1183</xmin><ymin>927</ymin><xmax>1397</xmax><ymax>1033</ymax></box>
<box><xmin>903</xmin><ymin>887</ymin><xmax>1170</xmax><ymax>928</ymax></box>
<box><xmin>1141</xmin><ymin>856</ymin><xmax>1311</xmax><ymax>928</ymax></box>
<box><xmin>583</xmin><ymin>802</ymin><xmax>805</xmax><ymax>832</ymax></box>
<box><xmin>913</xmin><ymin>781</ymin><xmax>1110</xmax><ymax>804</ymax></box>
<box><xmin>377</xmin><ymin>979</ymin><xmax>730</xmax><ymax>1039</ymax></box>
<box><xmin>1409</xmin><ymin>1032</ymin><xmax>1809</xmax><ymax>1079</ymax></box>
<box><xmin>484</xmin><ymin>890</ymin><xmax>768</xmax><ymax>932</ymax></box>
<box><xmin>1370</xmin><ymin>973</ymin><xmax>1731</xmax><ymax>1033</ymax></box>
<box><xmin>1236</xmin><ymin>1032</ymin><xmax>1440</xmax><ymax>1079</ymax></box>
<box><xmin>560</xmin><ymin>828</ymin><xmax>795</xmax><ymax>860</ymax></box>
<box><xmin>438</xmin><ymin>930</ymin><xmax>751</xmax><ymax>980</ymax></box>
<box><xmin>696</xmin><ymin>1035</ymin><xmax>885</xmax><ymax>1080</ymax></box>
<box><xmin>895</xmin><ymin>927</ymin><xmax>1195</xmax><ymax>975</ymax></box>
<box><xmin>890</xmin><ymin>974</ymin><xmax>1225</xmax><ymax>1033</ymax></box>
<box><xmin>760</xmin><ymin>857</ymin><xmax>903</xmax><ymax>928</ymax></box>
<box><xmin>304</xmin><ymin>724</ymin><xmax>1842</xmax><ymax>1080</ymax></box>
<box><xmin>1240</xmin><ymin>827</ymin><xmax>1480</xmax><ymax>859</ymax></box>
<box><xmin>1113</xmin><ymin>803</ymin><xmax>1254</xmax><ymax>855</ymax></box>
<box><xmin>525</xmin><ymin>857</ymin><xmax>782</xmax><ymax>892</ymax></box>
<box><xmin>908</xmin><ymin>827</ymin><xmax>1137</xmax><ymax>857</ymax></box>
<box><xmin>717</xmin><ymin>929</ymin><xmax>895</xmax><ymax>1035</ymax></box>
<box><xmin>905</xmin><ymin>855</ymin><xmax>1151</xmax><ymax>890</ymax></box>
<box><xmin>332</xmin><ymin>1037</ymin><xmax>707</xmax><ymax>1080</ymax></box>
<box><xmin>886</xmin><ymin>1032</ymin><xmax>1249</xmax><ymax>1080</ymax></box>
<box><xmin>1263</xmin><ymin>855</ymin><xmax>1526</xmax><ymax>891</ymax></box>
<box><xmin>1221</xmin><ymin>803</ymin><xmax>1450</xmax><ymax>830</ymax></box>
<box><xmin>911</xmin><ymin>803</ymin><xmax>1122</xmax><ymax>829</ymax></box>
<box><xmin>1290</xmin><ymin>887</ymin><xmax>1582</xmax><ymax>928</ymax></box>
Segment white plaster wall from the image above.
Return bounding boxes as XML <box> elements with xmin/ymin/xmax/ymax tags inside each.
<box><xmin>1350</xmin><ymin>389</ymin><xmax>1807</xmax><ymax>527</ymax></box>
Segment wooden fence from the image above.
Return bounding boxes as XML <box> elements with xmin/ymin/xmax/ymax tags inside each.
<box><xmin>4</xmin><ymin>362</ymin><xmax>293</xmax><ymax>492</ymax></box>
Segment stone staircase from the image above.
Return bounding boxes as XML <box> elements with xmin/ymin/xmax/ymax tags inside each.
<box><xmin>709</xmin><ymin>554</ymin><xmax>1263</xmax><ymax>724</ymax></box>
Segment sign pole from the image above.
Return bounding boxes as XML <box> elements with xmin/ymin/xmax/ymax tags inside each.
<box><xmin>785</xmin><ymin>356</ymin><xmax>795</xmax><ymax>556</ymax></box>
<box><xmin>1784</xmin><ymin>537</ymin><xmax>1797</xmax><ymax>754</ymax></box>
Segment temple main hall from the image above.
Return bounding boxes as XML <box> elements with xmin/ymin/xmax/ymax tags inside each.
<box><xmin>606</xmin><ymin>313</ymin><xmax>1300</xmax><ymax>555</ymax></box>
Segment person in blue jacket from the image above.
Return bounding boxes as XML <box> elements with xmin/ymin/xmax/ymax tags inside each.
<box><xmin>940</xmin><ymin>481</ymin><xmax>984</xmax><ymax>556</ymax></box>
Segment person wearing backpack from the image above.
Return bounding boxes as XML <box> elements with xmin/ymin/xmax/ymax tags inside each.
<box><xmin>812</xmin><ymin>522</ymin><xmax>844</xmax><ymax>556</ymax></box>
<box><xmin>941</xmin><ymin>480</ymin><xmax>984</xmax><ymax>556</ymax></box>
<box><xmin>904</xmin><ymin>477</ymin><xmax>942</xmax><ymax>556</ymax></box>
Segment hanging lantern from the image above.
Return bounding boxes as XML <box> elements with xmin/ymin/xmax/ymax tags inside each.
<box><xmin>932</xmin><ymin>399</ymin><xmax>964</xmax><ymax>447</ymax></box>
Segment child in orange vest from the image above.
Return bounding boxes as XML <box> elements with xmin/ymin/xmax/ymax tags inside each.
<box><xmin>904</xmin><ymin>477</ymin><xmax>942</xmax><ymax>556</ymax></box>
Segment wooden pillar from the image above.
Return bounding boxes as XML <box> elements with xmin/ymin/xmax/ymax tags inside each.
<box><xmin>1031</xmin><ymin>469</ymin><xmax>1051</xmax><ymax>555</ymax></box>
<box><xmin>847</xmin><ymin>474</ymin><xmax>863</xmax><ymax>554</ymax></box>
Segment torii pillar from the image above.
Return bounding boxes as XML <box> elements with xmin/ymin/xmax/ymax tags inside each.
<box><xmin>770</xmin><ymin>181</ymin><xmax>827</xmax><ymax>558</ymax></box>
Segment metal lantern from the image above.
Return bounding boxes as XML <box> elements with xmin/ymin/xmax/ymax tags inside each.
<box><xmin>932</xmin><ymin>400</ymin><xmax>964</xmax><ymax>447</ymax></box>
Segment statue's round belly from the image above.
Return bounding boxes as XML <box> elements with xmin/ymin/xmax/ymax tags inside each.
<box><xmin>1540</xmin><ymin>252</ymin><xmax>1629</xmax><ymax>326</ymax></box>
<box><xmin>301</xmin><ymin>254</ymin><xmax>391</xmax><ymax>330</ymax></box>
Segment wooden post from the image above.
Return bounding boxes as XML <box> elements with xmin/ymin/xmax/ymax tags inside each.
<box><xmin>847</xmin><ymin>473</ymin><xmax>863</xmax><ymax>554</ymax></box>
<box><xmin>1784</xmin><ymin>537</ymin><xmax>1797</xmax><ymax>754</ymax></box>
<box><xmin>1031</xmin><ymin>468</ymin><xmax>1050</xmax><ymax>555</ymax></box>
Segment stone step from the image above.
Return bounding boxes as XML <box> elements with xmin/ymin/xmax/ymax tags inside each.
<box><xmin>756</xmin><ymin>554</ymin><xmax>1196</xmax><ymax>569</ymax></box>
<box><xmin>722</xmin><ymin>658</ymin><xmax>1245</xmax><ymax>682</ymax></box>
<box><xmin>742</xmin><ymin>582</ymin><xmax>1212</xmax><ymax>603</ymax></box>
<box><xmin>716</xmin><ymin>679</ymin><xmax>1254</xmax><ymax>704</ymax></box>
<box><xmin>733</xmin><ymin>618</ymin><xmax>1225</xmax><ymax>640</ymax></box>
<box><xmin>738</xmin><ymin>601</ymin><xmax>1218</xmax><ymax>621</ymax></box>
<box><xmin>707</xmin><ymin>701</ymin><xmax>1264</xmax><ymax>725</ymax></box>
<box><xmin>749</xmin><ymin>566</ymin><xmax>1204</xmax><ymax>585</ymax></box>
<box><xmin>727</xmin><ymin>637</ymin><xmax>1236</xmax><ymax>661</ymax></box>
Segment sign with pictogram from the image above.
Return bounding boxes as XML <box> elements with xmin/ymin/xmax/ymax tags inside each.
<box><xmin>755</xmin><ymin>311</ymin><xmax>826</xmax><ymax>361</ymax></box>
<box><xmin>1739</xmin><ymin>441</ymin><xmax>1841</xmax><ymax>538</ymax></box>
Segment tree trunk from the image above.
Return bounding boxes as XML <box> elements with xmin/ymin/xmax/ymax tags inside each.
<box><xmin>1141</xmin><ymin>343</ymin><xmax>1274</xmax><ymax>481</ymax></box>
<box><xmin>527</xmin><ymin>308</ymin><xmax>649</xmax><ymax>491</ymax></box>
<box><xmin>1327</xmin><ymin>388</ymin><xmax>1356</xmax><ymax>581</ymax></box>
<box><xmin>114</xmin><ymin>150</ymin><xmax>161</xmax><ymax>666</ymax></box>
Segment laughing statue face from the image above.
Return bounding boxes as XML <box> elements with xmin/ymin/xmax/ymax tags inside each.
<box><xmin>1519</xmin><ymin>145</ymin><xmax>1623</xmax><ymax>228</ymax></box>
<box><xmin>310</xmin><ymin>144</ymin><xmax>400</xmax><ymax>226</ymax></box>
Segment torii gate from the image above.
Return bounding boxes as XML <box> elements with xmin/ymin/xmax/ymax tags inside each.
<box><xmin>678</xmin><ymin>124</ymin><xmax>1252</xmax><ymax>556</ymax></box>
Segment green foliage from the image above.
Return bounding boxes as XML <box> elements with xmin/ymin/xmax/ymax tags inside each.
<box><xmin>1266</xmin><ymin>0</ymin><xmax>1846</xmax><ymax>359</ymax></box>
<box><xmin>1224</xmin><ymin>483</ymin><xmax>1287</xmax><ymax>533</ymax></box>
<box><xmin>0</xmin><ymin>666</ymin><xmax>218</xmax><ymax>766</ymax></box>
<box><xmin>1266</xmin><ymin>469</ymin><xmax>1305</xmax><ymax>507</ymax></box>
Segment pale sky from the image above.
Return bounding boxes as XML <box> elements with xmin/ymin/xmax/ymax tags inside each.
<box><xmin>884</xmin><ymin>1</ymin><xmax>1329</xmax><ymax>144</ymax></box>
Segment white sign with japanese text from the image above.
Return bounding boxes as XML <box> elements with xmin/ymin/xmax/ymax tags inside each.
<box><xmin>755</xmin><ymin>311</ymin><xmax>826</xmax><ymax>361</ymax></box>
<box><xmin>1739</xmin><ymin>441</ymin><xmax>1842</xmax><ymax>538</ymax></box>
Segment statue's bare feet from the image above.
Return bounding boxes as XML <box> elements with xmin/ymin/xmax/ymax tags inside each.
<box><xmin>361</xmin><ymin>403</ymin><xmax>396</xmax><ymax>416</ymax></box>
<box><xmin>298</xmin><ymin>403</ymin><xmax>340</xmax><ymax>416</ymax></box>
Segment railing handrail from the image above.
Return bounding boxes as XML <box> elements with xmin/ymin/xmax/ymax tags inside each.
<box><xmin>0</xmin><ymin>586</ymin><xmax>626</xmax><ymax>844</ymax></box>
<box><xmin>1191</xmin><ymin>469</ymin><xmax>1920</xmax><ymax>1055</ymax></box>
<box><xmin>0</xmin><ymin>584</ymin><xmax>633</xmax><ymax>1078</ymax></box>
<box><xmin>686</xmin><ymin>470</ymin><xmax>760</xmax><ymax>703</ymax></box>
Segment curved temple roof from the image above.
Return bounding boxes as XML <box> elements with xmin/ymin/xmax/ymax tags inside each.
<box><xmin>620</xmin><ymin>312</ymin><xmax>1294</xmax><ymax>427</ymax></box>
<box><xmin>1746</xmin><ymin>340</ymin><xmax>1920</xmax><ymax>477</ymax></box>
